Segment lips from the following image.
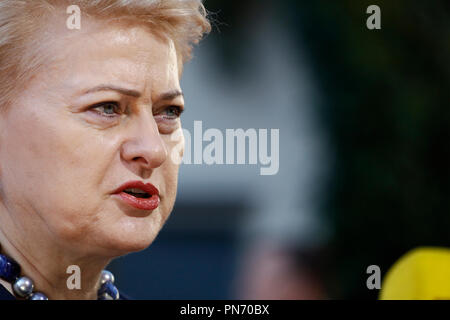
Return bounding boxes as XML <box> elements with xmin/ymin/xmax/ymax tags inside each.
<box><xmin>113</xmin><ymin>181</ymin><xmax>160</xmax><ymax>211</ymax></box>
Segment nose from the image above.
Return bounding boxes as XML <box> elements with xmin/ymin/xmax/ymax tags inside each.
<box><xmin>120</xmin><ymin>111</ymin><xmax>168</xmax><ymax>171</ymax></box>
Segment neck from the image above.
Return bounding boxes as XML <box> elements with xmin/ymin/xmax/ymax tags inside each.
<box><xmin>0</xmin><ymin>235</ymin><xmax>111</xmax><ymax>300</ymax></box>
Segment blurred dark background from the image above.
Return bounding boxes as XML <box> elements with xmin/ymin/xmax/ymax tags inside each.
<box><xmin>109</xmin><ymin>0</ymin><xmax>450</xmax><ymax>299</ymax></box>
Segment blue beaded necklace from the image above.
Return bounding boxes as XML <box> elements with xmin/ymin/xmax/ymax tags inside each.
<box><xmin>0</xmin><ymin>253</ymin><xmax>120</xmax><ymax>300</ymax></box>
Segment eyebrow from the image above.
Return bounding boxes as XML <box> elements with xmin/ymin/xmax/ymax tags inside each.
<box><xmin>158</xmin><ymin>90</ymin><xmax>184</xmax><ymax>101</ymax></box>
<box><xmin>83</xmin><ymin>85</ymin><xmax>142</xmax><ymax>98</ymax></box>
<box><xmin>82</xmin><ymin>85</ymin><xmax>183</xmax><ymax>102</ymax></box>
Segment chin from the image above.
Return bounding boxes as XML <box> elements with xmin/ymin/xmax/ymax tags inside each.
<box><xmin>104</xmin><ymin>218</ymin><xmax>163</xmax><ymax>255</ymax></box>
<box><xmin>114</xmin><ymin>237</ymin><xmax>154</xmax><ymax>254</ymax></box>
<box><xmin>101</xmin><ymin>232</ymin><xmax>156</xmax><ymax>257</ymax></box>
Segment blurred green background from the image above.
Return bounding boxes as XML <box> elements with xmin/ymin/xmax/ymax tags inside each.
<box><xmin>206</xmin><ymin>0</ymin><xmax>450</xmax><ymax>299</ymax></box>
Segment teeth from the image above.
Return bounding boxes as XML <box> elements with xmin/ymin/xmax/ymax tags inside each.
<box><xmin>124</xmin><ymin>188</ymin><xmax>147</xmax><ymax>194</ymax></box>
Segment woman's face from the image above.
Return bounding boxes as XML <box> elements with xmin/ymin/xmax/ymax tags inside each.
<box><xmin>0</xmin><ymin>20</ymin><xmax>185</xmax><ymax>256</ymax></box>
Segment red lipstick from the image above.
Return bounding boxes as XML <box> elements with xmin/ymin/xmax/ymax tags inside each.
<box><xmin>113</xmin><ymin>181</ymin><xmax>160</xmax><ymax>211</ymax></box>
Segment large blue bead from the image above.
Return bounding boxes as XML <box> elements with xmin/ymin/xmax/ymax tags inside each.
<box><xmin>98</xmin><ymin>281</ymin><xmax>119</xmax><ymax>300</ymax></box>
<box><xmin>29</xmin><ymin>292</ymin><xmax>48</xmax><ymax>300</ymax></box>
<box><xmin>100</xmin><ymin>270</ymin><xmax>115</xmax><ymax>285</ymax></box>
<box><xmin>0</xmin><ymin>254</ymin><xmax>21</xmax><ymax>283</ymax></box>
<box><xmin>13</xmin><ymin>276</ymin><xmax>34</xmax><ymax>297</ymax></box>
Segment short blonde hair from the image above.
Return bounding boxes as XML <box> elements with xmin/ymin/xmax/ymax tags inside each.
<box><xmin>0</xmin><ymin>0</ymin><xmax>211</xmax><ymax>111</ymax></box>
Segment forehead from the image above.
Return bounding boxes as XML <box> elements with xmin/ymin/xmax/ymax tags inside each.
<box><xmin>41</xmin><ymin>21</ymin><xmax>181</xmax><ymax>99</ymax></box>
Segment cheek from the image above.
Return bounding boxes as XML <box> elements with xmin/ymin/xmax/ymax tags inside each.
<box><xmin>157</xmin><ymin>165</ymin><xmax>179</xmax><ymax>227</ymax></box>
<box><xmin>5</xmin><ymin>116</ymin><xmax>99</xmax><ymax>191</ymax></box>
<box><xmin>159</xmin><ymin>133</ymin><xmax>183</xmax><ymax>213</ymax></box>
<box><xmin>1</xmin><ymin>111</ymin><xmax>62</xmax><ymax>193</ymax></box>
<box><xmin>0</xmin><ymin>107</ymin><xmax>113</xmax><ymax>237</ymax></box>
<box><xmin>166</xmin><ymin>127</ymin><xmax>185</xmax><ymax>165</ymax></box>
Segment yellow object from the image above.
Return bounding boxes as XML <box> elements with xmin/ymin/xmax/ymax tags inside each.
<box><xmin>380</xmin><ymin>247</ymin><xmax>450</xmax><ymax>300</ymax></box>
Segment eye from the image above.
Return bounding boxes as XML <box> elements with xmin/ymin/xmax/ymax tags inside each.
<box><xmin>162</xmin><ymin>105</ymin><xmax>184</xmax><ymax>119</ymax></box>
<box><xmin>89</xmin><ymin>102</ymin><xmax>123</xmax><ymax>118</ymax></box>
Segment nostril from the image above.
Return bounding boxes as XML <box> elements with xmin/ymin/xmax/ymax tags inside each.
<box><xmin>133</xmin><ymin>157</ymin><xmax>150</xmax><ymax>166</ymax></box>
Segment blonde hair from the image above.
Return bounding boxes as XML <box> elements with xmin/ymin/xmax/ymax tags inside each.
<box><xmin>0</xmin><ymin>0</ymin><xmax>211</xmax><ymax>111</ymax></box>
